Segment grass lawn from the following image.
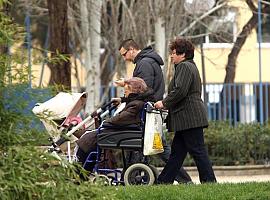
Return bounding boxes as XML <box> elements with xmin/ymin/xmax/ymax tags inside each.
<box><xmin>94</xmin><ymin>182</ymin><xmax>270</xmax><ymax>200</ymax></box>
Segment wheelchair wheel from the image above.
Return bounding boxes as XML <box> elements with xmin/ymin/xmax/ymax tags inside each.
<box><xmin>91</xmin><ymin>174</ymin><xmax>111</xmax><ymax>186</ymax></box>
<box><xmin>124</xmin><ymin>163</ymin><xmax>155</xmax><ymax>185</ymax></box>
<box><xmin>149</xmin><ymin>165</ymin><xmax>160</xmax><ymax>183</ymax></box>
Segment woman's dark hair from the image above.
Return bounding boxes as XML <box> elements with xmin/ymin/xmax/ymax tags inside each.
<box><xmin>169</xmin><ymin>38</ymin><xmax>194</xmax><ymax>59</ymax></box>
<box><xmin>124</xmin><ymin>77</ymin><xmax>147</xmax><ymax>94</ymax></box>
<box><xmin>119</xmin><ymin>39</ymin><xmax>140</xmax><ymax>51</ymax></box>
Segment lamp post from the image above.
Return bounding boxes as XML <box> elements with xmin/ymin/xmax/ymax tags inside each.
<box><xmin>25</xmin><ymin>11</ymin><xmax>32</xmax><ymax>88</ymax></box>
<box><xmin>257</xmin><ymin>0</ymin><xmax>263</xmax><ymax>124</ymax></box>
<box><xmin>184</xmin><ymin>0</ymin><xmax>215</xmax><ymax>106</ymax></box>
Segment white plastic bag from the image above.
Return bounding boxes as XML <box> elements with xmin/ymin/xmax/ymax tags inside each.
<box><xmin>143</xmin><ymin>109</ymin><xmax>164</xmax><ymax>155</ymax></box>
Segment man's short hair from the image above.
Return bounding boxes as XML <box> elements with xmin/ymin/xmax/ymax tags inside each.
<box><xmin>169</xmin><ymin>38</ymin><xmax>194</xmax><ymax>59</ymax></box>
<box><xmin>119</xmin><ymin>39</ymin><xmax>140</xmax><ymax>51</ymax></box>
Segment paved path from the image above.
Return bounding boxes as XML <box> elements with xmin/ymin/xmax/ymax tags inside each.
<box><xmin>174</xmin><ymin>165</ymin><xmax>270</xmax><ymax>184</ymax></box>
<box><xmin>190</xmin><ymin>174</ymin><xmax>270</xmax><ymax>184</ymax></box>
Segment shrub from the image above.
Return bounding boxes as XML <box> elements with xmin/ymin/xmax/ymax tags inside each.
<box><xmin>0</xmin><ymin>146</ymin><xmax>103</xmax><ymax>200</ymax></box>
<box><xmin>204</xmin><ymin>121</ymin><xmax>270</xmax><ymax>165</ymax></box>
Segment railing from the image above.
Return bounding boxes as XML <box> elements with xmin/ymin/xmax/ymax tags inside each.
<box><xmin>205</xmin><ymin>82</ymin><xmax>270</xmax><ymax>125</ymax></box>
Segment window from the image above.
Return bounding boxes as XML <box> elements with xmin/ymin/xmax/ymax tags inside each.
<box><xmin>204</xmin><ymin>8</ymin><xmax>237</xmax><ymax>47</ymax></box>
<box><xmin>257</xmin><ymin>14</ymin><xmax>270</xmax><ymax>43</ymax></box>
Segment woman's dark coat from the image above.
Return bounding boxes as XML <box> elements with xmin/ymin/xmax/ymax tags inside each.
<box><xmin>162</xmin><ymin>60</ymin><xmax>208</xmax><ymax>132</ymax></box>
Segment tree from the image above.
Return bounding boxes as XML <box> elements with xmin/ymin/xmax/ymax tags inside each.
<box><xmin>86</xmin><ymin>0</ymin><xmax>102</xmax><ymax>112</ymax></box>
<box><xmin>47</xmin><ymin>0</ymin><xmax>71</xmax><ymax>90</ymax></box>
<box><xmin>0</xmin><ymin>1</ymin><xmax>10</xmax><ymax>82</ymax></box>
<box><xmin>224</xmin><ymin>0</ymin><xmax>270</xmax><ymax>83</ymax></box>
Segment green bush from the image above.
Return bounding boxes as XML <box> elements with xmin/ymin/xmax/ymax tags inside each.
<box><xmin>0</xmin><ymin>146</ymin><xmax>105</xmax><ymax>200</ymax></box>
<box><xmin>204</xmin><ymin>121</ymin><xmax>270</xmax><ymax>165</ymax></box>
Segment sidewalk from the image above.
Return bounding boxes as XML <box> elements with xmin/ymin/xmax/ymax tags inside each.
<box><xmin>190</xmin><ymin>174</ymin><xmax>270</xmax><ymax>184</ymax></box>
<box><xmin>184</xmin><ymin>165</ymin><xmax>270</xmax><ymax>184</ymax></box>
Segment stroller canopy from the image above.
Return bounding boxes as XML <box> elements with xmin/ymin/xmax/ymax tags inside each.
<box><xmin>32</xmin><ymin>92</ymin><xmax>87</xmax><ymax>125</ymax></box>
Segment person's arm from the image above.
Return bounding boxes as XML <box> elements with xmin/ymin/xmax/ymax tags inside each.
<box><xmin>162</xmin><ymin>62</ymin><xmax>193</xmax><ymax>109</ymax></box>
<box><xmin>105</xmin><ymin>101</ymin><xmax>142</xmax><ymax>125</ymax></box>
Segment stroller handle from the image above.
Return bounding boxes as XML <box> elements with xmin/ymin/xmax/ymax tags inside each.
<box><xmin>91</xmin><ymin>100</ymin><xmax>116</xmax><ymax>118</ymax></box>
<box><xmin>55</xmin><ymin>101</ymin><xmax>118</xmax><ymax>146</ymax></box>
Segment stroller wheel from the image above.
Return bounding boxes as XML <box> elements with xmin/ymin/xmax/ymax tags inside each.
<box><xmin>124</xmin><ymin>163</ymin><xmax>155</xmax><ymax>186</ymax></box>
<box><xmin>91</xmin><ymin>174</ymin><xmax>111</xmax><ymax>186</ymax></box>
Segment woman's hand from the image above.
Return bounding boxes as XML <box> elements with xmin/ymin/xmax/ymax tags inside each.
<box><xmin>154</xmin><ymin>101</ymin><xmax>164</xmax><ymax>109</ymax></box>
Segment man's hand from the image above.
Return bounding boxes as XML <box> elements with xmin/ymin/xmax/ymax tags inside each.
<box><xmin>114</xmin><ymin>78</ymin><xmax>125</xmax><ymax>87</ymax></box>
<box><xmin>154</xmin><ymin>101</ymin><xmax>164</xmax><ymax>109</ymax></box>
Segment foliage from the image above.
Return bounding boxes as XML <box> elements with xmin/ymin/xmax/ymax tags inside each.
<box><xmin>0</xmin><ymin>1</ymin><xmax>24</xmax><ymax>46</ymax></box>
<box><xmin>204</xmin><ymin>121</ymin><xmax>270</xmax><ymax>165</ymax></box>
<box><xmin>0</xmin><ymin>146</ymin><xmax>108</xmax><ymax>200</ymax></box>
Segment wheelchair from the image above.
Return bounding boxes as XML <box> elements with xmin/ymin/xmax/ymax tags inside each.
<box><xmin>83</xmin><ymin>102</ymin><xmax>160</xmax><ymax>186</ymax></box>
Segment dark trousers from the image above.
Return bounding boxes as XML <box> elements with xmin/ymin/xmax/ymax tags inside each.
<box><xmin>158</xmin><ymin>127</ymin><xmax>216</xmax><ymax>184</ymax></box>
<box><xmin>159</xmin><ymin>142</ymin><xmax>192</xmax><ymax>183</ymax></box>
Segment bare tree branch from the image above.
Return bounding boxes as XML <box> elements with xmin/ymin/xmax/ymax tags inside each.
<box><xmin>178</xmin><ymin>1</ymin><xmax>227</xmax><ymax>36</ymax></box>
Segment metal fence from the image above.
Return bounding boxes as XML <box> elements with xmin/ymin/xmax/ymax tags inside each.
<box><xmin>205</xmin><ymin>82</ymin><xmax>270</xmax><ymax>125</ymax></box>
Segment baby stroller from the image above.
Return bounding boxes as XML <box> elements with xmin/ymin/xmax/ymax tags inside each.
<box><xmin>32</xmin><ymin>92</ymin><xmax>114</xmax><ymax>161</ymax></box>
<box><xmin>32</xmin><ymin>92</ymin><xmax>88</xmax><ymax>161</ymax></box>
<box><xmin>33</xmin><ymin>92</ymin><xmax>161</xmax><ymax>186</ymax></box>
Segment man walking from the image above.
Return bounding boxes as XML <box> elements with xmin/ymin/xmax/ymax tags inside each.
<box><xmin>118</xmin><ymin>39</ymin><xmax>164</xmax><ymax>101</ymax></box>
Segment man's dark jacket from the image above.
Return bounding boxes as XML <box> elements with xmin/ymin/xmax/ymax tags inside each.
<box><xmin>133</xmin><ymin>46</ymin><xmax>165</xmax><ymax>101</ymax></box>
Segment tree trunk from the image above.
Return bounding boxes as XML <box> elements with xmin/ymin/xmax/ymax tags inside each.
<box><xmin>47</xmin><ymin>0</ymin><xmax>71</xmax><ymax>90</ymax></box>
<box><xmin>224</xmin><ymin>0</ymin><xmax>270</xmax><ymax>83</ymax></box>
<box><xmin>223</xmin><ymin>14</ymin><xmax>257</xmax><ymax>83</ymax></box>
<box><xmin>84</xmin><ymin>0</ymin><xmax>102</xmax><ymax>113</ymax></box>
<box><xmin>154</xmin><ymin>16</ymin><xmax>166</xmax><ymax>66</ymax></box>
<box><xmin>79</xmin><ymin>0</ymin><xmax>93</xmax><ymax>113</ymax></box>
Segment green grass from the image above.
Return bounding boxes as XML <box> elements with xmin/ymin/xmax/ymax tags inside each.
<box><xmin>96</xmin><ymin>182</ymin><xmax>270</xmax><ymax>200</ymax></box>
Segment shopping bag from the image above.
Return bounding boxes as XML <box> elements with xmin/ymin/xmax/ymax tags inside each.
<box><xmin>143</xmin><ymin>109</ymin><xmax>164</xmax><ymax>155</ymax></box>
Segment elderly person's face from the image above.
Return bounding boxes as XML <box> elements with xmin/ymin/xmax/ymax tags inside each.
<box><xmin>170</xmin><ymin>49</ymin><xmax>185</xmax><ymax>64</ymax></box>
<box><xmin>124</xmin><ymin>84</ymin><xmax>132</xmax><ymax>96</ymax></box>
